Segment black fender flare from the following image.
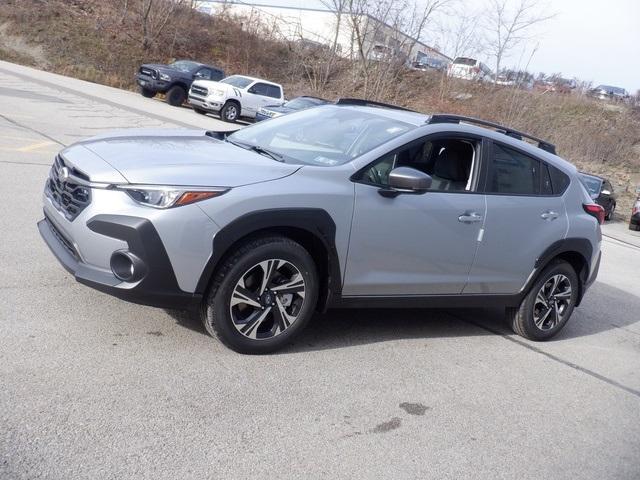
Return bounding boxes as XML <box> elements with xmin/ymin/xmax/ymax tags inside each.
<box><xmin>195</xmin><ymin>208</ymin><xmax>342</xmax><ymax>309</ymax></box>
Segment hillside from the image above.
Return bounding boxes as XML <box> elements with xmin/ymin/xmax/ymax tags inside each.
<box><xmin>1</xmin><ymin>0</ymin><xmax>639</xmax><ymax>214</ymax></box>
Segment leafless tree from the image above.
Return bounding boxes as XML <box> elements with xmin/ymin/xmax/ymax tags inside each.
<box><xmin>345</xmin><ymin>0</ymin><xmax>450</xmax><ymax>99</ymax></box>
<box><xmin>483</xmin><ymin>0</ymin><xmax>553</xmax><ymax>81</ymax></box>
<box><xmin>436</xmin><ymin>8</ymin><xmax>483</xmax><ymax>59</ymax></box>
<box><xmin>135</xmin><ymin>0</ymin><xmax>187</xmax><ymax>51</ymax></box>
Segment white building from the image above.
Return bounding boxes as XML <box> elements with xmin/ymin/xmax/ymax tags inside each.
<box><xmin>194</xmin><ymin>0</ymin><xmax>450</xmax><ymax>64</ymax></box>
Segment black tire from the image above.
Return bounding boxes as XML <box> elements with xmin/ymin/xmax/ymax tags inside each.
<box><xmin>193</xmin><ymin>107</ymin><xmax>208</xmax><ymax>115</ymax></box>
<box><xmin>220</xmin><ymin>101</ymin><xmax>240</xmax><ymax>122</ymax></box>
<box><xmin>605</xmin><ymin>203</ymin><xmax>615</xmax><ymax>221</ymax></box>
<box><xmin>140</xmin><ymin>87</ymin><xmax>156</xmax><ymax>98</ymax></box>
<box><xmin>201</xmin><ymin>236</ymin><xmax>319</xmax><ymax>354</ymax></box>
<box><xmin>507</xmin><ymin>260</ymin><xmax>579</xmax><ymax>341</ymax></box>
<box><xmin>165</xmin><ymin>85</ymin><xmax>187</xmax><ymax>106</ymax></box>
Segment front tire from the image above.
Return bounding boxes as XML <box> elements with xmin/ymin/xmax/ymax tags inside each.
<box><xmin>220</xmin><ymin>101</ymin><xmax>240</xmax><ymax>122</ymax></box>
<box><xmin>165</xmin><ymin>85</ymin><xmax>187</xmax><ymax>106</ymax></box>
<box><xmin>140</xmin><ymin>87</ymin><xmax>156</xmax><ymax>98</ymax></box>
<box><xmin>201</xmin><ymin>236</ymin><xmax>318</xmax><ymax>354</ymax></box>
<box><xmin>507</xmin><ymin>260</ymin><xmax>578</xmax><ymax>341</ymax></box>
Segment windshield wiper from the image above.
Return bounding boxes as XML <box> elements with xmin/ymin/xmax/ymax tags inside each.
<box><xmin>226</xmin><ymin>138</ymin><xmax>285</xmax><ymax>162</ymax></box>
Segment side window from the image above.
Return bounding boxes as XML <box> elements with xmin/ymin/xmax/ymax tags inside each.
<box><xmin>488</xmin><ymin>143</ymin><xmax>540</xmax><ymax>195</ymax></box>
<box><xmin>357</xmin><ymin>137</ymin><xmax>477</xmax><ymax>192</ymax></box>
<box><xmin>548</xmin><ymin>164</ymin><xmax>570</xmax><ymax>195</ymax></box>
<box><xmin>250</xmin><ymin>83</ymin><xmax>270</xmax><ymax>96</ymax></box>
<box><xmin>541</xmin><ymin>163</ymin><xmax>553</xmax><ymax>195</ymax></box>
<box><xmin>194</xmin><ymin>68</ymin><xmax>211</xmax><ymax>80</ymax></box>
<box><xmin>266</xmin><ymin>85</ymin><xmax>282</xmax><ymax>99</ymax></box>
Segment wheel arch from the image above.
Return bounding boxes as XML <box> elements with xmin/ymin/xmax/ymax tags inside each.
<box><xmin>195</xmin><ymin>208</ymin><xmax>341</xmax><ymax>312</ymax></box>
<box><xmin>531</xmin><ymin>238</ymin><xmax>592</xmax><ymax>306</ymax></box>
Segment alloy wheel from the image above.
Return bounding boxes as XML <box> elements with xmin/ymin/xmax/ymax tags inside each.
<box><xmin>229</xmin><ymin>259</ymin><xmax>306</xmax><ymax>340</ymax></box>
<box><xmin>225</xmin><ymin>105</ymin><xmax>237</xmax><ymax>120</ymax></box>
<box><xmin>532</xmin><ymin>274</ymin><xmax>572</xmax><ymax>331</ymax></box>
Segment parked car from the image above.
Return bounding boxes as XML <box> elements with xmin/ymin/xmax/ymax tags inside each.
<box><xmin>188</xmin><ymin>75</ymin><xmax>284</xmax><ymax>122</ymax></box>
<box><xmin>410</xmin><ymin>58</ymin><xmax>449</xmax><ymax>72</ymax></box>
<box><xmin>448</xmin><ymin>57</ymin><xmax>492</xmax><ymax>81</ymax></box>
<box><xmin>136</xmin><ymin>60</ymin><xmax>224</xmax><ymax>106</ymax></box>
<box><xmin>255</xmin><ymin>96</ymin><xmax>329</xmax><ymax>122</ymax></box>
<box><xmin>38</xmin><ymin>100</ymin><xmax>602</xmax><ymax>354</ymax></box>
<box><xmin>630</xmin><ymin>196</ymin><xmax>640</xmax><ymax>231</ymax></box>
<box><xmin>589</xmin><ymin>85</ymin><xmax>630</xmax><ymax>102</ymax></box>
<box><xmin>579</xmin><ymin>173</ymin><xmax>617</xmax><ymax>220</ymax></box>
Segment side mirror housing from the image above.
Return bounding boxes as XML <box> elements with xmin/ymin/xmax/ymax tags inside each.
<box><xmin>601</xmin><ymin>189</ymin><xmax>611</xmax><ymax>196</ymax></box>
<box><xmin>379</xmin><ymin>167</ymin><xmax>432</xmax><ymax>197</ymax></box>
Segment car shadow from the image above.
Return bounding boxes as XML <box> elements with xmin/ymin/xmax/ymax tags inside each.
<box><xmin>165</xmin><ymin>281</ymin><xmax>639</xmax><ymax>352</ymax></box>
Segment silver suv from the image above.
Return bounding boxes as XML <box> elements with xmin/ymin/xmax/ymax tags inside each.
<box><xmin>38</xmin><ymin>100</ymin><xmax>603</xmax><ymax>353</ymax></box>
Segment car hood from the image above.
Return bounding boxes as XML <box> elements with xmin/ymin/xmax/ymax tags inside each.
<box><xmin>263</xmin><ymin>105</ymin><xmax>295</xmax><ymax>114</ymax></box>
<box><xmin>62</xmin><ymin>129</ymin><xmax>300</xmax><ymax>187</ymax></box>
<box><xmin>141</xmin><ymin>63</ymin><xmax>184</xmax><ymax>75</ymax></box>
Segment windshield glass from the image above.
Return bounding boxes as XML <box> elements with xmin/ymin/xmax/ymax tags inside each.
<box><xmin>169</xmin><ymin>60</ymin><xmax>200</xmax><ymax>72</ymax></box>
<box><xmin>228</xmin><ymin>106</ymin><xmax>414</xmax><ymax>166</ymax></box>
<box><xmin>221</xmin><ymin>76</ymin><xmax>253</xmax><ymax>88</ymax></box>
<box><xmin>285</xmin><ymin>97</ymin><xmax>325</xmax><ymax>109</ymax></box>
<box><xmin>579</xmin><ymin>174</ymin><xmax>602</xmax><ymax>196</ymax></box>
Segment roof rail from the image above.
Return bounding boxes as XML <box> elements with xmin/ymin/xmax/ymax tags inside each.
<box><xmin>428</xmin><ymin>114</ymin><xmax>556</xmax><ymax>154</ymax></box>
<box><xmin>336</xmin><ymin>98</ymin><xmax>416</xmax><ymax>112</ymax></box>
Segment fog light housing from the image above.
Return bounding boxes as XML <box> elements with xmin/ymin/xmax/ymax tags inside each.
<box><xmin>110</xmin><ymin>250</ymin><xmax>147</xmax><ymax>282</ymax></box>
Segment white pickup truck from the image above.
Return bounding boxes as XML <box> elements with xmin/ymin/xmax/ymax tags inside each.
<box><xmin>188</xmin><ymin>75</ymin><xmax>285</xmax><ymax>122</ymax></box>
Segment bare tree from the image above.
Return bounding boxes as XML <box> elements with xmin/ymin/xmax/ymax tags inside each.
<box><xmin>137</xmin><ymin>0</ymin><xmax>187</xmax><ymax>51</ymax></box>
<box><xmin>483</xmin><ymin>0</ymin><xmax>553</xmax><ymax>81</ymax></box>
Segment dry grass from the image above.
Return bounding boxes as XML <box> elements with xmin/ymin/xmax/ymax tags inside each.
<box><xmin>1</xmin><ymin>0</ymin><xmax>638</xmax><ymax>214</ymax></box>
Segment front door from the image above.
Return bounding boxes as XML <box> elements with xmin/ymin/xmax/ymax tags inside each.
<box><xmin>343</xmin><ymin>136</ymin><xmax>486</xmax><ymax>296</ymax></box>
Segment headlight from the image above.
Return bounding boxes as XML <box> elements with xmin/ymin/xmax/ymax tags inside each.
<box><xmin>159</xmin><ymin>73</ymin><xmax>171</xmax><ymax>81</ymax></box>
<box><xmin>209</xmin><ymin>89</ymin><xmax>225</xmax><ymax>97</ymax></box>
<box><xmin>116</xmin><ymin>185</ymin><xmax>228</xmax><ymax>208</ymax></box>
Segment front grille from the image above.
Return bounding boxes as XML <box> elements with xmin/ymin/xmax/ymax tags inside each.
<box><xmin>139</xmin><ymin>67</ymin><xmax>157</xmax><ymax>79</ymax></box>
<box><xmin>45</xmin><ymin>155</ymin><xmax>91</xmax><ymax>221</ymax></box>
<box><xmin>45</xmin><ymin>215</ymin><xmax>79</xmax><ymax>260</ymax></box>
<box><xmin>190</xmin><ymin>85</ymin><xmax>208</xmax><ymax>97</ymax></box>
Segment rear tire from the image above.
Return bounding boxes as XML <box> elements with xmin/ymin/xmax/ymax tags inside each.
<box><xmin>605</xmin><ymin>203</ymin><xmax>615</xmax><ymax>221</ymax></box>
<box><xmin>165</xmin><ymin>85</ymin><xmax>187</xmax><ymax>106</ymax></box>
<box><xmin>201</xmin><ymin>236</ymin><xmax>318</xmax><ymax>354</ymax></box>
<box><xmin>140</xmin><ymin>87</ymin><xmax>156</xmax><ymax>98</ymax></box>
<box><xmin>507</xmin><ymin>260</ymin><xmax>579</xmax><ymax>341</ymax></box>
<box><xmin>220</xmin><ymin>101</ymin><xmax>240</xmax><ymax>122</ymax></box>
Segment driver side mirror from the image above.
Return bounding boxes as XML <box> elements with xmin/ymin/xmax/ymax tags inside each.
<box><xmin>247</xmin><ymin>86</ymin><xmax>257</xmax><ymax>94</ymax></box>
<box><xmin>379</xmin><ymin>167</ymin><xmax>432</xmax><ymax>198</ymax></box>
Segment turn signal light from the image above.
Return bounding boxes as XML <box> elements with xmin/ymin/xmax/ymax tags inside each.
<box><xmin>583</xmin><ymin>203</ymin><xmax>605</xmax><ymax>224</ymax></box>
<box><xmin>175</xmin><ymin>191</ymin><xmax>222</xmax><ymax>206</ymax></box>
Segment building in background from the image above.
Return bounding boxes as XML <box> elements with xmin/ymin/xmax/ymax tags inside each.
<box><xmin>194</xmin><ymin>0</ymin><xmax>450</xmax><ymax>64</ymax></box>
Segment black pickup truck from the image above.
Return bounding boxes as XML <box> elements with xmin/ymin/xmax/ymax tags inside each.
<box><xmin>136</xmin><ymin>60</ymin><xmax>224</xmax><ymax>106</ymax></box>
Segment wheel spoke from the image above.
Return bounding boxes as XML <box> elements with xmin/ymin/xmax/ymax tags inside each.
<box><xmin>239</xmin><ymin>307</ymin><xmax>272</xmax><ymax>339</ymax></box>
<box><xmin>271</xmin><ymin>273</ymin><xmax>305</xmax><ymax>297</ymax></box>
<box><xmin>258</xmin><ymin>260</ymin><xmax>280</xmax><ymax>294</ymax></box>
<box><xmin>535</xmin><ymin>305</ymin><xmax>553</xmax><ymax>328</ymax></box>
<box><xmin>535</xmin><ymin>290</ymin><xmax>548</xmax><ymax>307</ymax></box>
<box><xmin>273</xmin><ymin>297</ymin><xmax>297</xmax><ymax>334</ymax></box>
<box><xmin>231</xmin><ymin>285</ymin><xmax>261</xmax><ymax>308</ymax></box>
<box><xmin>554</xmin><ymin>286</ymin><xmax>572</xmax><ymax>299</ymax></box>
<box><xmin>551</xmin><ymin>301</ymin><xmax>560</xmax><ymax>327</ymax></box>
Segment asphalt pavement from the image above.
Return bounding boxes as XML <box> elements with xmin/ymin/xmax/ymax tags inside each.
<box><xmin>0</xmin><ymin>61</ymin><xmax>639</xmax><ymax>480</ymax></box>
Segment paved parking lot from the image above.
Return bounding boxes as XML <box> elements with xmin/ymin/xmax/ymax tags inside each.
<box><xmin>1</xmin><ymin>61</ymin><xmax>639</xmax><ymax>479</ymax></box>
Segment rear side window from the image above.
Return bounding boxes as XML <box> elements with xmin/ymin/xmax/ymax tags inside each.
<box><xmin>266</xmin><ymin>85</ymin><xmax>282</xmax><ymax>99</ymax></box>
<box><xmin>487</xmin><ymin>143</ymin><xmax>540</xmax><ymax>195</ymax></box>
<box><xmin>453</xmin><ymin>57</ymin><xmax>476</xmax><ymax>66</ymax></box>
<box><xmin>549</xmin><ymin>164</ymin><xmax>570</xmax><ymax>195</ymax></box>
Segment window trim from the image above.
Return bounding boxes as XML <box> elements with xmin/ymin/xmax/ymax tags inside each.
<box><xmin>482</xmin><ymin>139</ymin><xmax>566</xmax><ymax>197</ymax></box>
<box><xmin>350</xmin><ymin>132</ymin><xmax>489</xmax><ymax>195</ymax></box>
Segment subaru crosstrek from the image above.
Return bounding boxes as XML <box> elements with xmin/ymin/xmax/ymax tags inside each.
<box><xmin>38</xmin><ymin>100</ymin><xmax>603</xmax><ymax>354</ymax></box>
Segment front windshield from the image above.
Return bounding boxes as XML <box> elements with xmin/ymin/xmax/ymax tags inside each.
<box><xmin>580</xmin><ymin>174</ymin><xmax>602</xmax><ymax>196</ymax></box>
<box><xmin>221</xmin><ymin>76</ymin><xmax>253</xmax><ymax>88</ymax></box>
<box><xmin>228</xmin><ymin>106</ymin><xmax>415</xmax><ymax>166</ymax></box>
<box><xmin>169</xmin><ymin>60</ymin><xmax>199</xmax><ymax>72</ymax></box>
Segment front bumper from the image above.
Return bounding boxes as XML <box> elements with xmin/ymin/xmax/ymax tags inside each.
<box><xmin>136</xmin><ymin>74</ymin><xmax>169</xmax><ymax>92</ymax></box>
<box><xmin>38</xmin><ymin>213</ymin><xmax>201</xmax><ymax>309</ymax></box>
<box><xmin>188</xmin><ymin>95</ymin><xmax>222</xmax><ymax>112</ymax></box>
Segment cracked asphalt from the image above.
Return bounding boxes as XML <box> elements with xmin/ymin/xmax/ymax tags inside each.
<box><xmin>1</xmin><ymin>61</ymin><xmax>639</xmax><ymax>480</ymax></box>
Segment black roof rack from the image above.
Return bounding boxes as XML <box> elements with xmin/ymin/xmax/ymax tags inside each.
<box><xmin>428</xmin><ymin>114</ymin><xmax>556</xmax><ymax>154</ymax></box>
<box><xmin>336</xmin><ymin>98</ymin><xmax>416</xmax><ymax>112</ymax></box>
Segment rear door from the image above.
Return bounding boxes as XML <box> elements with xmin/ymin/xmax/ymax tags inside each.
<box><xmin>243</xmin><ymin>82</ymin><xmax>278</xmax><ymax>116</ymax></box>
<box><xmin>464</xmin><ymin>141</ymin><xmax>568</xmax><ymax>294</ymax></box>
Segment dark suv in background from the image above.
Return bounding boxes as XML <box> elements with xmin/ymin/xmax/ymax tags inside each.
<box><xmin>579</xmin><ymin>173</ymin><xmax>617</xmax><ymax>220</ymax></box>
<box><xmin>136</xmin><ymin>60</ymin><xmax>224</xmax><ymax>106</ymax></box>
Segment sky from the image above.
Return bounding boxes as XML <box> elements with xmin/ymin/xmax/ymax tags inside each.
<box><xmin>218</xmin><ymin>0</ymin><xmax>640</xmax><ymax>92</ymax></box>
